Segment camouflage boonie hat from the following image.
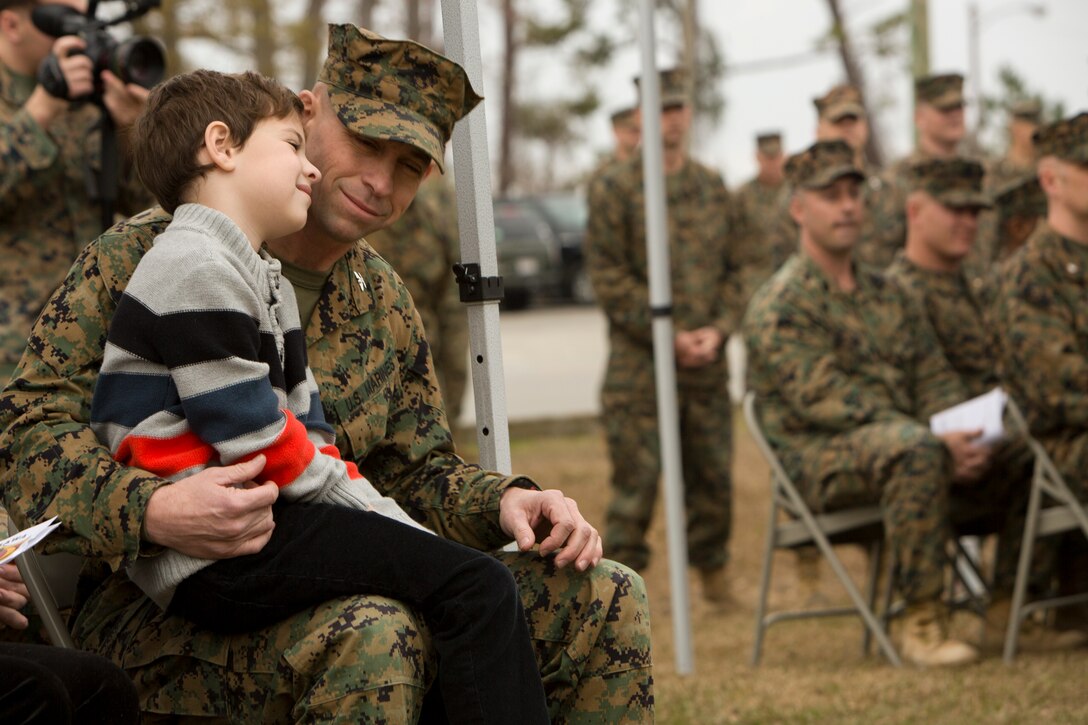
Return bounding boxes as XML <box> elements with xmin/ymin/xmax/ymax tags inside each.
<box><xmin>785</xmin><ymin>139</ymin><xmax>865</xmax><ymax>190</ymax></box>
<box><xmin>994</xmin><ymin>175</ymin><xmax>1045</xmax><ymax>223</ymax></box>
<box><xmin>907</xmin><ymin>158</ymin><xmax>991</xmax><ymax>209</ymax></box>
<box><xmin>1010</xmin><ymin>99</ymin><xmax>1042</xmax><ymax>123</ymax></box>
<box><xmin>756</xmin><ymin>132</ymin><xmax>782</xmax><ymax>156</ymax></box>
<box><xmin>1032</xmin><ymin>112</ymin><xmax>1088</xmax><ymax>163</ymax></box>
<box><xmin>813</xmin><ymin>84</ymin><xmax>865</xmax><ymax>121</ymax></box>
<box><xmin>915</xmin><ymin>73</ymin><xmax>964</xmax><ymax>110</ymax></box>
<box><xmin>318</xmin><ymin>24</ymin><xmax>482</xmax><ymax>172</ymax></box>
<box><xmin>634</xmin><ymin>67</ymin><xmax>689</xmax><ymax>108</ymax></box>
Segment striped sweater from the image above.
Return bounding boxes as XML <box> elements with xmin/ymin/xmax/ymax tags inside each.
<box><xmin>90</xmin><ymin>204</ymin><xmax>428</xmax><ymax>608</ymax></box>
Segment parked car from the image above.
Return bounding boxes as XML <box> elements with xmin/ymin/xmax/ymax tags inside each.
<box><xmin>497</xmin><ymin>193</ymin><xmax>594</xmax><ymax>305</ymax></box>
<box><xmin>492</xmin><ymin>199</ymin><xmax>563</xmax><ymax>309</ymax></box>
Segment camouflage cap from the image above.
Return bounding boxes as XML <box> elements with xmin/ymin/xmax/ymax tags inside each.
<box><xmin>610</xmin><ymin>106</ymin><xmax>638</xmax><ymax>125</ymax></box>
<box><xmin>1032</xmin><ymin>112</ymin><xmax>1088</xmax><ymax>163</ymax></box>
<box><xmin>785</xmin><ymin>139</ymin><xmax>865</xmax><ymax>190</ymax></box>
<box><xmin>907</xmin><ymin>157</ymin><xmax>991</xmax><ymax>209</ymax></box>
<box><xmin>634</xmin><ymin>67</ymin><xmax>689</xmax><ymax>108</ymax></box>
<box><xmin>813</xmin><ymin>84</ymin><xmax>865</xmax><ymax>122</ymax></box>
<box><xmin>318</xmin><ymin>24</ymin><xmax>482</xmax><ymax>173</ymax></box>
<box><xmin>1010</xmin><ymin>99</ymin><xmax>1042</xmax><ymax>123</ymax></box>
<box><xmin>914</xmin><ymin>73</ymin><xmax>964</xmax><ymax>110</ymax></box>
<box><xmin>994</xmin><ymin>175</ymin><xmax>1045</xmax><ymax>223</ymax></box>
<box><xmin>756</xmin><ymin>132</ymin><xmax>782</xmax><ymax>156</ymax></box>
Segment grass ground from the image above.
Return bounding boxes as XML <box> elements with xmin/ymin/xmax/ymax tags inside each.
<box><xmin>456</xmin><ymin>414</ymin><xmax>1088</xmax><ymax>724</ymax></box>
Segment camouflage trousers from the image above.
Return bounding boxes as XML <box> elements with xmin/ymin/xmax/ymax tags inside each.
<box><xmin>72</xmin><ymin>553</ymin><xmax>653</xmax><ymax>723</ymax></box>
<box><xmin>796</xmin><ymin>420</ymin><xmax>1029</xmax><ymax>603</ymax></box>
<box><xmin>601</xmin><ymin>388</ymin><xmax>732</xmax><ymax>572</ymax></box>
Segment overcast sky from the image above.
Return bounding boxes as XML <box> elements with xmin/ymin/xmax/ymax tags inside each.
<box><xmin>207</xmin><ymin>0</ymin><xmax>1088</xmax><ymax>191</ymax></box>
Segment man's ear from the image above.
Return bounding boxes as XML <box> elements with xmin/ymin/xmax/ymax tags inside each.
<box><xmin>200</xmin><ymin>121</ymin><xmax>236</xmax><ymax>172</ymax></box>
<box><xmin>423</xmin><ymin>160</ymin><xmax>436</xmax><ymax>181</ymax></box>
<box><xmin>298</xmin><ymin>89</ymin><xmax>317</xmax><ymax>122</ymax></box>
<box><xmin>788</xmin><ymin>191</ymin><xmax>804</xmax><ymax>226</ymax></box>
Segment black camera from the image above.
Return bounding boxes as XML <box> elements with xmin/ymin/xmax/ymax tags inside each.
<box><xmin>33</xmin><ymin>0</ymin><xmax>165</xmax><ymax>100</ymax></box>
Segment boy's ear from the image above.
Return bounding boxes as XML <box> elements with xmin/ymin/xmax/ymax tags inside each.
<box><xmin>200</xmin><ymin>121</ymin><xmax>236</xmax><ymax>172</ymax></box>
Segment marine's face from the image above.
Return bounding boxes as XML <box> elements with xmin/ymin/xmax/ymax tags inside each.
<box><xmin>817</xmin><ymin>114</ymin><xmax>869</xmax><ymax>152</ymax></box>
<box><xmin>613</xmin><ymin>114</ymin><xmax>641</xmax><ymax>157</ymax></box>
<box><xmin>660</xmin><ymin>103</ymin><xmax>691</xmax><ymax>151</ymax></box>
<box><xmin>792</xmin><ymin>176</ymin><xmax>864</xmax><ymax>256</ymax></box>
<box><xmin>1</xmin><ymin>0</ymin><xmax>87</xmax><ymax>70</ymax></box>
<box><xmin>916</xmin><ymin>102</ymin><xmax>966</xmax><ymax>147</ymax></box>
<box><xmin>1047</xmin><ymin>158</ymin><xmax>1088</xmax><ymax>220</ymax></box>
<box><xmin>911</xmin><ymin>192</ymin><xmax>980</xmax><ymax>265</ymax></box>
<box><xmin>298</xmin><ymin>85</ymin><xmax>431</xmax><ymax>245</ymax></box>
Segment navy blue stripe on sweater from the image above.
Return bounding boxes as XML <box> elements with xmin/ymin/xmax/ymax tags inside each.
<box><xmin>92</xmin><ymin>372</ymin><xmax>176</xmax><ymax>428</ymax></box>
<box><xmin>283</xmin><ymin>328</ymin><xmax>307</xmax><ymax>393</ymax></box>
<box><xmin>182</xmin><ymin>377</ymin><xmax>285</xmax><ymax>444</ymax></box>
<box><xmin>111</xmin><ymin>295</ymin><xmax>263</xmax><ymax>366</ymax></box>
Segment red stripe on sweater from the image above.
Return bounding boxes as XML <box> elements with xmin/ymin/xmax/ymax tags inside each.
<box><xmin>319</xmin><ymin>445</ymin><xmax>364</xmax><ymax>480</ymax></box>
<box><xmin>115</xmin><ymin>431</ymin><xmax>216</xmax><ymax>477</ymax></box>
<box><xmin>238</xmin><ymin>409</ymin><xmax>315</xmax><ymax>487</ymax></box>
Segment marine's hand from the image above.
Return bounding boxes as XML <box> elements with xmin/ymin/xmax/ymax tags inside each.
<box><xmin>0</xmin><ymin>563</ymin><xmax>30</xmax><ymax>630</ymax></box>
<box><xmin>939</xmin><ymin>429</ymin><xmax>992</xmax><ymax>483</ymax></box>
<box><xmin>100</xmin><ymin>70</ymin><xmax>149</xmax><ymax>127</ymax></box>
<box><xmin>51</xmin><ymin>35</ymin><xmax>95</xmax><ymax>99</ymax></box>
<box><xmin>143</xmin><ymin>456</ymin><xmax>279</xmax><ymax>560</ymax></box>
<box><xmin>500</xmin><ymin>487</ymin><xmax>602</xmax><ymax>571</ymax></box>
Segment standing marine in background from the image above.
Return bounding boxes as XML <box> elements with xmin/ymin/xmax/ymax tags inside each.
<box><xmin>0</xmin><ymin>0</ymin><xmax>152</xmax><ymax>380</ymax></box>
<box><xmin>585</xmin><ymin>67</ymin><xmax>750</xmax><ymax>606</ymax></box>
<box><xmin>862</xmin><ymin>73</ymin><xmax>972</xmax><ymax>269</ymax></box>
<box><xmin>366</xmin><ymin>174</ymin><xmax>469</xmax><ymax>424</ymax></box>
<box><xmin>734</xmin><ymin>131</ymin><xmax>789</xmax><ymax>290</ymax></box>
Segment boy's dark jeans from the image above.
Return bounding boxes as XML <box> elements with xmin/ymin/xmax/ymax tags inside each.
<box><xmin>170</xmin><ymin>501</ymin><xmax>549</xmax><ymax>725</ymax></box>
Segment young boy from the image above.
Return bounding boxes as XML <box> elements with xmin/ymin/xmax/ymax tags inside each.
<box><xmin>90</xmin><ymin>69</ymin><xmax>548</xmax><ymax>724</ymax></box>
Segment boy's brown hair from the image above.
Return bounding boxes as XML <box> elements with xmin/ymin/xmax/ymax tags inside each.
<box><xmin>132</xmin><ymin>69</ymin><xmax>303</xmax><ymax>214</ymax></box>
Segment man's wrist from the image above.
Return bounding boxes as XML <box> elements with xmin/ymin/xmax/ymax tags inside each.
<box><xmin>23</xmin><ymin>86</ymin><xmax>67</xmax><ymax>128</ymax></box>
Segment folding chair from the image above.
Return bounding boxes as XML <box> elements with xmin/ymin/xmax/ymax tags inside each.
<box><xmin>744</xmin><ymin>392</ymin><xmax>901</xmax><ymax>667</ymax></box>
<box><xmin>5</xmin><ymin>517</ymin><xmax>79</xmax><ymax>648</ymax></box>
<box><xmin>1003</xmin><ymin>398</ymin><xmax>1088</xmax><ymax>663</ymax></box>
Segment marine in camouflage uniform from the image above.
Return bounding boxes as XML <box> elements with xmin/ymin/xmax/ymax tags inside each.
<box><xmin>987</xmin><ymin>99</ymin><xmax>1041</xmax><ymax>194</ymax></box>
<box><xmin>366</xmin><ymin>174</ymin><xmax>469</xmax><ymax>423</ymax></box>
<box><xmin>745</xmin><ymin>140</ymin><xmax>988</xmax><ymax>666</ymax></box>
<box><xmin>764</xmin><ymin>84</ymin><xmax>884</xmax><ymax>281</ymax></box>
<box><xmin>585</xmin><ymin>68</ymin><xmax>749</xmax><ymax>595</ymax></box>
<box><xmin>734</xmin><ymin>132</ymin><xmax>790</xmax><ymax>293</ymax></box>
<box><xmin>863</xmin><ymin>74</ymin><xmax>997</xmax><ymax>273</ymax></box>
<box><xmin>885</xmin><ymin>157</ymin><xmax>1029</xmax><ymax>596</ymax></box>
<box><xmin>0</xmin><ymin>25</ymin><xmax>652</xmax><ymax>723</ymax></box>
<box><xmin>0</xmin><ymin>0</ymin><xmax>151</xmax><ymax>379</ymax></box>
<box><xmin>993</xmin><ymin>174</ymin><xmax>1046</xmax><ymax>264</ymax></box>
<box><xmin>993</xmin><ymin>112</ymin><xmax>1088</xmax><ymax>502</ymax></box>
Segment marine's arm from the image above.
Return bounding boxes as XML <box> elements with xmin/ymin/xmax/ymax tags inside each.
<box><xmin>0</xmin><ymin>214</ymin><xmax>275</xmax><ymax>567</ymax></box>
<box><xmin>744</xmin><ymin>282</ymin><xmax>912</xmax><ymax>432</ymax></box>
<box><xmin>584</xmin><ymin>169</ymin><xmax>653</xmax><ymax>347</ymax></box>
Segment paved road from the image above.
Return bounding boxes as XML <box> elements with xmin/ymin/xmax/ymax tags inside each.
<box><xmin>456</xmin><ymin>305</ymin><xmax>607</xmax><ymax>426</ymax></box>
<box><xmin>455</xmin><ymin>304</ymin><xmax>747</xmax><ymax>426</ymax></box>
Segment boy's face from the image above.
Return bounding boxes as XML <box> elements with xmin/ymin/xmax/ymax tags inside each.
<box><xmin>297</xmin><ymin>85</ymin><xmax>432</xmax><ymax>246</ymax></box>
<box><xmin>233</xmin><ymin>113</ymin><xmax>321</xmax><ymax>242</ymax></box>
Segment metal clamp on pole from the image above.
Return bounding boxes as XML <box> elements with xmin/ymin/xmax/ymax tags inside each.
<box><xmin>452</xmin><ymin>263</ymin><xmax>504</xmax><ymax>303</ymax></box>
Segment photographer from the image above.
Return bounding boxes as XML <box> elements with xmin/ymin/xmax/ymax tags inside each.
<box><xmin>0</xmin><ymin>0</ymin><xmax>151</xmax><ymax>381</ymax></box>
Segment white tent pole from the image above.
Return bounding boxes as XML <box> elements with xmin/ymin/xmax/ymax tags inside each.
<box><xmin>440</xmin><ymin>0</ymin><xmax>511</xmax><ymax>474</ymax></box>
<box><xmin>638</xmin><ymin>0</ymin><xmax>695</xmax><ymax>675</ymax></box>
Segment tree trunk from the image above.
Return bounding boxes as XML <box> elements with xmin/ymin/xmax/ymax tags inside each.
<box><xmin>251</xmin><ymin>0</ymin><xmax>277</xmax><ymax>77</ymax></box>
<box><xmin>498</xmin><ymin>0</ymin><xmax>517</xmax><ymax>195</ymax></box>
<box><xmin>407</xmin><ymin>0</ymin><xmax>421</xmax><ymax>42</ymax></box>
<box><xmin>301</xmin><ymin>0</ymin><xmax>327</xmax><ymax>88</ymax></box>
<box><xmin>825</xmin><ymin>0</ymin><xmax>885</xmax><ymax>168</ymax></box>
<box><xmin>359</xmin><ymin>0</ymin><xmax>378</xmax><ymax>30</ymax></box>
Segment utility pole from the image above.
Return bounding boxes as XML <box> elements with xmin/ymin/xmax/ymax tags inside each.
<box><xmin>910</xmin><ymin>0</ymin><xmax>930</xmax><ymax>82</ymax></box>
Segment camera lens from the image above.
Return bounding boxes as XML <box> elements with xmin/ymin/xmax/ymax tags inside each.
<box><xmin>112</xmin><ymin>37</ymin><xmax>166</xmax><ymax>89</ymax></box>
